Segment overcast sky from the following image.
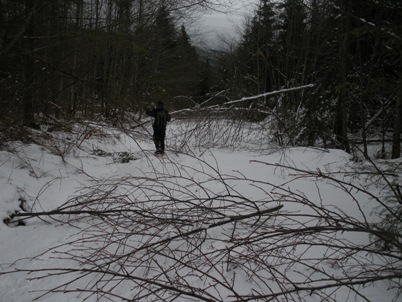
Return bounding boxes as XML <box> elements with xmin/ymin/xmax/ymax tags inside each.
<box><xmin>190</xmin><ymin>0</ymin><xmax>259</xmax><ymax>49</ymax></box>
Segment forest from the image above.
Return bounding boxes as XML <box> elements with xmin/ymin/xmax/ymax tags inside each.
<box><xmin>0</xmin><ymin>0</ymin><xmax>401</xmax><ymax>158</ymax></box>
<box><xmin>1</xmin><ymin>1</ymin><xmax>402</xmax><ymax>301</ymax></box>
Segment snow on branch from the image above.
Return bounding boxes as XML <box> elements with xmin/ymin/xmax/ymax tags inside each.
<box><xmin>206</xmin><ymin>84</ymin><xmax>316</xmax><ymax>109</ymax></box>
<box><xmin>171</xmin><ymin>84</ymin><xmax>315</xmax><ymax>115</ymax></box>
<box><xmin>331</xmin><ymin>4</ymin><xmax>401</xmax><ymax>41</ymax></box>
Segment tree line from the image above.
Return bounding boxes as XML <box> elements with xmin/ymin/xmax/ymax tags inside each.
<box><xmin>0</xmin><ymin>0</ymin><xmax>203</xmax><ymax>129</ymax></box>
<box><xmin>214</xmin><ymin>0</ymin><xmax>401</xmax><ymax>158</ymax></box>
<box><xmin>0</xmin><ymin>0</ymin><xmax>401</xmax><ymax>158</ymax></box>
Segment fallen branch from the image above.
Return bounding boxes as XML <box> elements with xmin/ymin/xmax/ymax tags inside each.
<box><xmin>170</xmin><ymin>84</ymin><xmax>315</xmax><ymax>116</ymax></box>
<box><xmin>206</xmin><ymin>84</ymin><xmax>315</xmax><ymax>109</ymax></box>
<box><xmin>5</xmin><ymin>204</ymin><xmax>283</xmax><ymax>228</ymax></box>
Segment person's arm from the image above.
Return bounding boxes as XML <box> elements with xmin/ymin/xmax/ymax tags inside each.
<box><xmin>166</xmin><ymin>110</ymin><xmax>171</xmax><ymax>122</ymax></box>
<box><xmin>145</xmin><ymin>107</ymin><xmax>155</xmax><ymax>117</ymax></box>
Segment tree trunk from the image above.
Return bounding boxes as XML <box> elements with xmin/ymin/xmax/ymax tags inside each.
<box><xmin>391</xmin><ymin>78</ymin><xmax>401</xmax><ymax>158</ymax></box>
<box><xmin>336</xmin><ymin>0</ymin><xmax>351</xmax><ymax>153</ymax></box>
<box><xmin>23</xmin><ymin>0</ymin><xmax>36</xmax><ymax>128</ymax></box>
<box><xmin>0</xmin><ymin>0</ymin><xmax>6</xmax><ymax>52</ymax></box>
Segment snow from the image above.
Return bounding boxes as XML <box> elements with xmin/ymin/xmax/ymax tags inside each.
<box><xmin>0</xmin><ymin>119</ymin><xmax>400</xmax><ymax>301</ymax></box>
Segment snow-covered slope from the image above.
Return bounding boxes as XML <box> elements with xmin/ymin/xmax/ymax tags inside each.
<box><xmin>0</xmin><ymin>121</ymin><xmax>400</xmax><ymax>302</ymax></box>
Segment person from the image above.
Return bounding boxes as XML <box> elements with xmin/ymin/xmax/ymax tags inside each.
<box><xmin>145</xmin><ymin>101</ymin><xmax>171</xmax><ymax>154</ymax></box>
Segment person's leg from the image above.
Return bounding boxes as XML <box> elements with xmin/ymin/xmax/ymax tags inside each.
<box><xmin>153</xmin><ymin>136</ymin><xmax>161</xmax><ymax>152</ymax></box>
<box><xmin>153</xmin><ymin>126</ymin><xmax>161</xmax><ymax>152</ymax></box>
<box><xmin>160</xmin><ymin>130</ymin><xmax>166</xmax><ymax>153</ymax></box>
<box><xmin>160</xmin><ymin>139</ymin><xmax>165</xmax><ymax>153</ymax></box>
<box><xmin>154</xmin><ymin>128</ymin><xmax>165</xmax><ymax>153</ymax></box>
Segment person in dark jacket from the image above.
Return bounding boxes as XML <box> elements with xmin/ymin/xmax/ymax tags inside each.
<box><xmin>145</xmin><ymin>101</ymin><xmax>171</xmax><ymax>154</ymax></box>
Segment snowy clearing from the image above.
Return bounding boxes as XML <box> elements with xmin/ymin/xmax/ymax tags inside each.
<box><xmin>0</xmin><ymin>120</ymin><xmax>401</xmax><ymax>302</ymax></box>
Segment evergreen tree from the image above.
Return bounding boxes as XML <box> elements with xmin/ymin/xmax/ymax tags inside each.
<box><xmin>218</xmin><ymin>0</ymin><xmax>277</xmax><ymax>99</ymax></box>
<box><xmin>147</xmin><ymin>5</ymin><xmax>201</xmax><ymax>107</ymax></box>
<box><xmin>214</xmin><ymin>0</ymin><xmax>400</xmax><ymax>153</ymax></box>
<box><xmin>277</xmin><ymin>0</ymin><xmax>308</xmax><ymax>86</ymax></box>
<box><xmin>175</xmin><ymin>25</ymin><xmax>201</xmax><ymax>99</ymax></box>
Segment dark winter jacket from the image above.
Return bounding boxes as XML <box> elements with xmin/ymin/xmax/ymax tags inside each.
<box><xmin>145</xmin><ymin>106</ymin><xmax>171</xmax><ymax>131</ymax></box>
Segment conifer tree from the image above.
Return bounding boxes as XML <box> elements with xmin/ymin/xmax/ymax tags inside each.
<box><xmin>277</xmin><ymin>0</ymin><xmax>308</xmax><ymax>86</ymax></box>
<box><xmin>232</xmin><ymin>0</ymin><xmax>277</xmax><ymax>96</ymax></box>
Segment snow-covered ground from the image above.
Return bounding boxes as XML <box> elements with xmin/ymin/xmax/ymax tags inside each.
<box><xmin>0</xmin><ymin>119</ymin><xmax>400</xmax><ymax>301</ymax></box>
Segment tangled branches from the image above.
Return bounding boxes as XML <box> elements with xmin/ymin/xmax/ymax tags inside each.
<box><xmin>2</xmin><ymin>152</ymin><xmax>402</xmax><ymax>301</ymax></box>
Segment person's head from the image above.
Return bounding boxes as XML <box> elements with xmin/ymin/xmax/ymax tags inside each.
<box><xmin>157</xmin><ymin>101</ymin><xmax>164</xmax><ymax>108</ymax></box>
